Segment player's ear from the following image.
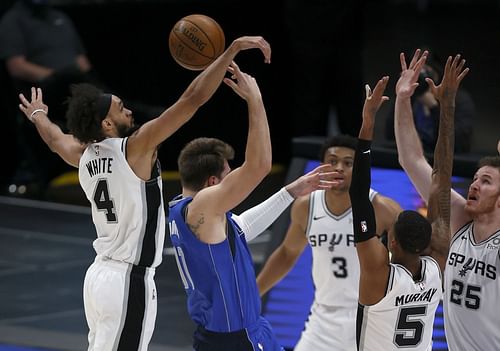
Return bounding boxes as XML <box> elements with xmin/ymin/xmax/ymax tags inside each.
<box><xmin>207</xmin><ymin>175</ymin><xmax>218</xmax><ymax>187</ymax></box>
<box><xmin>101</xmin><ymin>118</ymin><xmax>112</xmax><ymax>131</ymax></box>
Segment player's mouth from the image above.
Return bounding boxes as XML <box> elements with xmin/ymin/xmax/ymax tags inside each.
<box><xmin>466</xmin><ymin>193</ymin><xmax>478</xmax><ymax>204</ymax></box>
<box><xmin>332</xmin><ymin>176</ymin><xmax>345</xmax><ymax>186</ymax></box>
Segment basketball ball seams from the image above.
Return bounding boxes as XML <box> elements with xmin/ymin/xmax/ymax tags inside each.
<box><xmin>181</xmin><ymin>18</ymin><xmax>219</xmax><ymax>58</ymax></box>
<box><xmin>169</xmin><ymin>14</ymin><xmax>225</xmax><ymax>70</ymax></box>
<box><xmin>171</xmin><ymin>29</ymin><xmax>215</xmax><ymax>60</ymax></box>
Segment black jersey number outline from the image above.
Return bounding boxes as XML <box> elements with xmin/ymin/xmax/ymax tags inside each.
<box><xmin>450</xmin><ymin>279</ymin><xmax>481</xmax><ymax>310</ymax></box>
<box><xmin>393</xmin><ymin>305</ymin><xmax>427</xmax><ymax>347</ymax></box>
<box><xmin>332</xmin><ymin>257</ymin><xmax>348</xmax><ymax>278</ymax></box>
<box><xmin>93</xmin><ymin>178</ymin><xmax>117</xmax><ymax>223</ymax></box>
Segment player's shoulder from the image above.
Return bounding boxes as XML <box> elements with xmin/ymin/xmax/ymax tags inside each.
<box><xmin>373</xmin><ymin>194</ymin><xmax>402</xmax><ymax>213</ymax></box>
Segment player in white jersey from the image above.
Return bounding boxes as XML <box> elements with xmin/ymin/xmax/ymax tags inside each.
<box><xmin>17</xmin><ymin>36</ymin><xmax>271</xmax><ymax>351</ymax></box>
<box><xmin>350</xmin><ymin>57</ymin><xmax>456</xmax><ymax>350</ymax></box>
<box><xmin>394</xmin><ymin>49</ymin><xmax>500</xmax><ymax>351</ymax></box>
<box><xmin>257</xmin><ymin>135</ymin><xmax>401</xmax><ymax>351</ymax></box>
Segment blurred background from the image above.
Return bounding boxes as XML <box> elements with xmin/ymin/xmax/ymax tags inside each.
<box><xmin>0</xmin><ymin>0</ymin><xmax>498</xmax><ymax>350</ymax></box>
<box><xmin>0</xmin><ymin>0</ymin><xmax>498</xmax><ymax>198</ymax></box>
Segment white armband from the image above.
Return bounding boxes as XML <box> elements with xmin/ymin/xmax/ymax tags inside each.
<box><xmin>232</xmin><ymin>187</ymin><xmax>294</xmax><ymax>242</ymax></box>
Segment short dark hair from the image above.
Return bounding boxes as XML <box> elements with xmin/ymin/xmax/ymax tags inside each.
<box><xmin>319</xmin><ymin>134</ymin><xmax>358</xmax><ymax>161</ymax></box>
<box><xmin>478</xmin><ymin>156</ymin><xmax>500</xmax><ymax>170</ymax></box>
<box><xmin>177</xmin><ymin>137</ymin><xmax>234</xmax><ymax>192</ymax></box>
<box><xmin>66</xmin><ymin>83</ymin><xmax>106</xmax><ymax>143</ymax></box>
<box><xmin>394</xmin><ymin>210</ymin><xmax>432</xmax><ymax>254</ymax></box>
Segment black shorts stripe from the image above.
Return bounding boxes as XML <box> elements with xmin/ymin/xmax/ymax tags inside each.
<box><xmin>356</xmin><ymin>303</ymin><xmax>365</xmax><ymax>351</ymax></box>
<box><xmin>117</xmin><ymin>265</ymin><xmax>147</xmax><ymax>351</ymax></box>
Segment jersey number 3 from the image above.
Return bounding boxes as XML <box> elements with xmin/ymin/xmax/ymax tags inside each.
<box><xmin>93</xmin><ymin>179</ymin><xmax>117</xmax><ymax>223</ymax></box>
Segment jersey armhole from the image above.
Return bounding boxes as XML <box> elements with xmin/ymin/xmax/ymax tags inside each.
<box><xmin>450</xmin><ymin>221</ymin><xmax>472</xmax><ymax>245</ymax></box>
<box><xmin>304</xmin><ymin>193</ymin><xmax>314</xmax><ymax>236</ymax></box>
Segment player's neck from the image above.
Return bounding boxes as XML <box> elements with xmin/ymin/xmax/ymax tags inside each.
<box><xmin>472</xmin><ymin>211</ymin><xmax>500</xmax><ymax>242</ymax></box>
<box><xmin>398</xmin><ymin>256</ymin><xmax>422</xmax><ymax>279</ymax></box>
<box><xmin>182</xmin><ymin>189</ymin><xmax>198</xmax><ymax>198</ymax></box>
<box><xmin>325</xmin><ymin>190</ymin><xmax>351</xmax><ymax>215</ymax></box>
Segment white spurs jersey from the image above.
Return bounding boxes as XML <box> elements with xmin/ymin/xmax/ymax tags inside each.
<box><xmin>357</xmin><ymin>257</ymin><xmax>442</xmax><ymax>351</ymax></box>
<box><xmin>444</xmin><ymin>222</ymin><xmax>500</xmax><ymax>351</ymax></box>
<box><xmin>79</xmin><ymin>138</ymin><xmax>165</xmax><ymax>268</ymax></box>
<box><xmin>306</xmin><ymin>189</ymin><xmax>377</xmax><ymax>307</ymax></box>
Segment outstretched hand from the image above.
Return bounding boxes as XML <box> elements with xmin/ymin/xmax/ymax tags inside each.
<box><xmin>395</xmin><ymin>49</ymin><xmax>428</xmax><ymax>99</ymax></box>
<box><xmin>358</xmin><ymin>76</ymin><xmax>389</xmax><ymax>140</ymax></box>
<box><xmin>233</xmin><ymin>36</ymin><xmax>271</xmax><ymax>64</ymax></box>
<box><xmin>425</xmin><ymin>54</ymin><xmax>469</xmax><ymax>105</ymax></box>
<box><xmin>223</xmin><ymin>61</ymin><xmax>262</xmax><ymax>101</ymax></box>
<box><xmin>285</xmin><ymin>163</ymin><xmax>336</xmax><ymax>198</ymax></box>
<box><xmin>362</xmin><ymin>76</ymin><xmax>390</xmax><ymax>125</ymax></box>
<box><xmin>18</xmin><ymin>87</ymin><xmax>48</xmax><ymax>122</ymax></box>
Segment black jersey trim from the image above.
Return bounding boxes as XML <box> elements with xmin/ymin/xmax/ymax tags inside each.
<box><xmin>450</xmin><ymin>221</ymin><xmax>472</xmax><ymax>245</ymax></box>
<box><xmin>137</xmin><ymin>176</ymin><xmax>161</xmax><ymax>267</ymax></box>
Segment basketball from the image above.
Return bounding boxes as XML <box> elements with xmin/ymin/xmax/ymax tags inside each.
<box><xmin>169</xmin><ymin>14</ymin><xmax>225</xmax><ymax>71</ymax></box>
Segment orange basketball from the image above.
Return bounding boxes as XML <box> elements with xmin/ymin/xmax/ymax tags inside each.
<box><xmin>169</xmin><ymin>14</ymin><xmax>225</xmax><ymax>71</ymax></box>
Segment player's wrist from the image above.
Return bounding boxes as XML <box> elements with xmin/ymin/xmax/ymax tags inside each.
<box><xmin>29</xmin><ymin>108</ymin><xmax>47</xmax><ymax>123</ymax></box>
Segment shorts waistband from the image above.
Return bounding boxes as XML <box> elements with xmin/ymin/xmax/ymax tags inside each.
<box><xmin>94</xmin><ymin>255</ymin><xmax>156</xmax><ymax>273</ymax></box>
<box><xmin>196</xmin><ymin>317</ymin><xmax>266</xmax><ymax>340</ymax></box>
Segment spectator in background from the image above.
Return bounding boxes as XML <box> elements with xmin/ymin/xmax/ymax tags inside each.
<box><xmin>0</xmin><ymin>0</ymin><xmax>161</xmax><ymax>196</ymax></box>
<box><xmin>0</xmin><ymin>0</ymin><xmax>102</xmax><ymax>195</ymax></box>
<box><xmin>385</xmin><ymin>50</ymin><xmax>475</xmax><ymax>154</ymax></box>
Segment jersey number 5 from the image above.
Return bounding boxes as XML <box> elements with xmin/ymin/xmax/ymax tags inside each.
<box><xmin>393</xmin><ymin>306</ymin><xmax>427</xmax><ymax>347</ymax></box>
<box><xmin>93</xmin><ymin>179</ymin><xmax>117</xmax><ymax>223</ymax></box>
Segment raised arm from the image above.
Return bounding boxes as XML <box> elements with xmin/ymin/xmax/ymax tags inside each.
<box><xmin>349</xmin><ymin>76</ymin><xmax>391</xmax><ymax>305</ymax></box>
<box><xmin>425</xmin><ymin>55</ymin><xmax>469</xmax><ymax>270</ymax></box>
<box><xmin>394</xmin><ymin>49</ymin><xmax>430</xmax><ymax>184</ymax></box>
<box><xmin>18</xmin><ymin>87</ymin><xmax>85</xmax><ymax>168</ymax></box>
<box><xmin>256</xmin><ymin>195</ymin><xmax>310</xmax><ymax>296</ymax></box>
<box><xmin>394</xmin><ymin>50</ymin><xmax>470</xmax><ymax>233</ymax></box>
<box><xmin>195</xmin><ymin>62</ymin><xmax>271</xmax><ymax>215</ymax></box>
<box><xmin>128</xmin><ymin>36</ymin><xmax>271</xmax><ymax>156</ymax></box>
<box><xmin>233</xmin><ymin>163</ymin><xmax>334</xmax><ymax>242</ymax></box>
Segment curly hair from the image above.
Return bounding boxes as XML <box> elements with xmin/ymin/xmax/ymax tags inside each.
<box><xmin>178</xmin><ymin>137</ymin><xmax>234</xmax><ymax>192</ymax></box>
<box><xmin>319</xmin><ymin>134</ymin><xmax>358</xmax><ymax>162</ymax></box>
<box><xmin>66</xmin><ymin>83</ymin><xmax>106</xmax><ymax>143</ymax></box>
<box><xmin>394</xmin><ymin>210</ymin><xmax>432</xmax><ymax>254</ymax></box>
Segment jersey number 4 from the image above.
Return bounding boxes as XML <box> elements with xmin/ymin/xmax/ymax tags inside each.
<box><xmin>93</xmin><ymin>179</ymin><xmax>117</xmax><ymax>223</ymax></box>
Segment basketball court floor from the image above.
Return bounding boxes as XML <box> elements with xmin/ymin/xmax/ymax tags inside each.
<box><xmin>0</xmin><ymin>195</ymin><xmax>267</xmax><ymax>351</ymax></box>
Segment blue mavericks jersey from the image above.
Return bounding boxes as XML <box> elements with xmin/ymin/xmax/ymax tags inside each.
<box><xmin>168</xmin><ymin>196</ymin><xmax>261</xmax><ymax>332</ymax></box>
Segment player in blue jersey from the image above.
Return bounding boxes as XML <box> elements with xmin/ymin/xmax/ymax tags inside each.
<box><xmin>168</xmin><ymin>61</ymin><xmax>335</xmax><ymax>351</ymax></box>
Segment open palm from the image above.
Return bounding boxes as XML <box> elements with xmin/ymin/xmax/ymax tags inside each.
<box><xmin>395</xmin><ymin>49</ymin><xmax>428</xmax><ymax>99</ymax></box>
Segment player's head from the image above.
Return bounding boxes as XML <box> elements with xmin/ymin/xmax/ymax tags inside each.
<box><xmin>178</xmin><ymin>137</ymin><xmax>234</xmax><ymax>192</ymax></box>
<box><xmin>389</xmin><ymin>210</ymin><xmax>431</xmax><ymax>259</ymax></box>
<box><xmin>465</xmin><ymin>156</ymin><xmax>500</xmax><ymax>216</ymax></box>
<box><xmin>319</xmin><ymin>135</ymin><xmax>357</xmax><ymax>191</ymax></box>
<box><xmin>66</xmin><ymin>83</ymin><xmax>136</xmax><ymax>143</ymax></box>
